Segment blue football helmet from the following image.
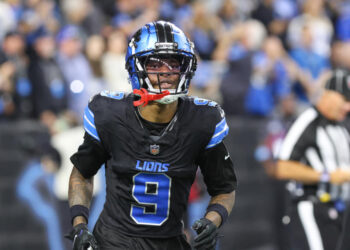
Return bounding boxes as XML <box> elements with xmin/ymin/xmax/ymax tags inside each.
<box><xmin>125</xmin><ymin>21</ymin><xmax>197</xmax><ymax>104</ymax></box>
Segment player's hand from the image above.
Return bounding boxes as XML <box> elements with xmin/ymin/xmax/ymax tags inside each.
<box><xmin>65</xmin><ymin>223</ymin><xmax>99</xmax><ymax>250</ymax></box>
<box><xmin>192</xmin><ymin>218</ymin><xmax>218</xmax><ymax>250</ymax></box>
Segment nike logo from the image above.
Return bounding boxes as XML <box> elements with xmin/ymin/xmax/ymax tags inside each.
<box><xmin>225</xmin><ymin>154</ymin><xmax>230</xmax><ymax>160</ymax></box>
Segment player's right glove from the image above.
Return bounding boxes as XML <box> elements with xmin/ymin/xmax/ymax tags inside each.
<box><xmin>65</xmin><ymin>223</ymin><xmax>99</xmax><ymax>250</ymax></box>
<box><xmin>192</xmin><ymin>218</ymin><xmax>218</xmax><ymax>250</ymax></box>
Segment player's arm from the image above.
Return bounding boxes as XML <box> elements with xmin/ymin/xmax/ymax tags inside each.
<box><xmin>68</xmin><ymin>131</ymin><xmax>109</xmax><ymax>224</ymax></box>
<box><xmin>66</xmin><ymin>102</ymin><xmax>110</xmax><ymax>250</ymax></box>
<box><xmin>196</xmin><ymin>142</ymin><xmax>237</xmax><ymax>226</ymax></box>
<box><xmin>66</xmin><ymin>133</ymin><xmax>108</xmax><ymax>250</ymax></box>
<box><xmin>193</xmin><ymin>142</ymin><xmax>237</xmax><ymax>250</ymax></box>
<box><xmin>205</xmin><ymin>190</ymin><xmax>235</xmax><ymax>228</ymax></box>
<box><xmin>68</xmin><ymin>167</ymin><xmax>94</xmax><ymax>226</ymax></box>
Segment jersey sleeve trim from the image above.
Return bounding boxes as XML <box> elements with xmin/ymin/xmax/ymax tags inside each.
<box><xmin>83</xmin><ymin>106</ymin><xmax>100</xmax><ymax>141</ymax></box>
<box><xmin>100</xmin><ymin>90</ymin><xmax>125</xmax><ymax>100</ymax></box>
<box><xmin>206</xmin><ymin>117</ymin><xmax>229</xmax><ymax>149</ymax></box>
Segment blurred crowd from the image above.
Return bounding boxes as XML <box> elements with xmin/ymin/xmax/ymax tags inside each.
<box><xmin>0</xmin><ymin>0</ymin><xmax>350</xmax><ymax>134</ymax></box>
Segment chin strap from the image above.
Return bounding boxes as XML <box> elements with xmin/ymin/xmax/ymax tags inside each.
<box><xmin>133</xmin><ymin>88</ymin><xmax>170</xmax><ymax>107</ymax></box>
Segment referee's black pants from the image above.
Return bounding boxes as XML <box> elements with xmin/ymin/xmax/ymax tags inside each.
<box><xmin>93</xmin><ymin>219</ymin><xmax>192</xmax><ymax>250</ymax></box>
<box><xmin>286</xmin><ymin>200</ymin><xmax>344</xmax><ymax>250</ymax></box>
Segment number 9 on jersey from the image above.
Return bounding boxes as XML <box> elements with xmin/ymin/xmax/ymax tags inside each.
<box><xmin>131</xmin><ymin>173</ymin><xmax>172</xmax><ymax>226</ymax></box>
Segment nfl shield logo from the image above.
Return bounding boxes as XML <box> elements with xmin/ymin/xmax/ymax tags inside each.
<box><xmin>150</xmin><ymin>144</ymin><xmax>160</xmax><ymax>155</ymax></box>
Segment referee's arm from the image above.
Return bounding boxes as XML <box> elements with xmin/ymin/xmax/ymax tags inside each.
<box><xmin>276</xmin><ymin>160</ymin><xmax>350</xmax><ymax>185</ymax></box>
<box><xmin>274</xmin><ymin>107</ymin><xmax>350</xmax><ymax>185</ymax></box>
<box><xmin>275</xmin><ymin>160</ymin><xmax>321</xmax><ymax>184</ymax></box>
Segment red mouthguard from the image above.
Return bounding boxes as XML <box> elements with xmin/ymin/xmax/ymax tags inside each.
<box><xmin>133</xmin><ymin>88</ymin><xmax>170</xmax><ymax>107</ymax></box>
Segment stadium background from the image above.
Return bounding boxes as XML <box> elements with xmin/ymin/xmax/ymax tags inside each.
<box><xmin>0</xmin><ymin>0</ymin><xmax>350</xmax><ymax>249</ymax></box>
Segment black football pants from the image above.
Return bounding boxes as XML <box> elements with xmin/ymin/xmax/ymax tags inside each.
<box><xmin>93</xmin><ymin>219</ymin><xmax>192</xmax><ymax>250</ymax></box>
<box><xmin>286</xmin><ymin>200</ymin><xmax>344</xmax><ymax>250</ymax></box>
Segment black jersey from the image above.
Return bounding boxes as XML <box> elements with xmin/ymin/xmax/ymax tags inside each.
<box><xmin>71</xmin><ymin>91</ymin><xmax>236</xmax><ymax>238</ymax></box>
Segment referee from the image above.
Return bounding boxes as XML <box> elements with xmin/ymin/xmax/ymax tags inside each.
<box><xmin>276</xmin><ymin>69</ymin><xmax>350</xmax><ymax>250</ymax></box>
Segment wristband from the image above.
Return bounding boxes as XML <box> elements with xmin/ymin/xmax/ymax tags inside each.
<box><xmin>205</xmin><ymin>203</ymin><xmax>228</xmax><ymax>227</ymax></box>
<box><xmin>320</xmin><ymin>172</ymin><xmax>330</xmax><ymax>183</ymax></box>
<box><xmin>70</xmin><ymin>205</ymin><xmax>89</xmax><ymax>224</ymax></box>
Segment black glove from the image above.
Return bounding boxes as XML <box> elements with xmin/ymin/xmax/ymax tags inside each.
<box><xmin>65</xmin><ymin>223</ymin><xmax>99</xmax><ymax>250</ymax></box>
<box><xmin>192</xmin><ymin>218</ymin><xmax>218</xmax><ymax>250</ymax></box>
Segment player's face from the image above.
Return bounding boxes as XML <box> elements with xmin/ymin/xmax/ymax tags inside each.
<box><xmin>144</xmin><ymin>55</ymin><xmax>181</xmax><ymax>90</ymax></box>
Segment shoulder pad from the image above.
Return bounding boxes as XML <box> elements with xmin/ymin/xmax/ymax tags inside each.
<box><xmin>190</xmin><ymin>97</ymin><xmax>225</xmax><ymax>119</ymax></box>
<box><xmin>189</xmin><ymin>97</ymin><xmax>227</xmax><ymax>149</ymax></box>
<box><xmin>84</xmin><ymin>91</ymin><xmax>128</xmax><ymax>142</ymax></box>
<box><xmin>192</xmin><ymin>97</ymin><xmax>218</xmax><ymax>107</ymax></box>
<box><xmin>99</xmin><ymin>90</ymin><xmax>126</xmax><ymax>100</ymax></box>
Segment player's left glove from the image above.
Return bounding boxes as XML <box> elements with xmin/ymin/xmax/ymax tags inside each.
<box><xmin>65</xmin><ymin>223</ymin><xmax>99</xmax><ymax>250</ymax></box>
<box><xmin>192</xmin><ymin>218</ymin><xmax>218</xmax><ymax>250</ymax></box>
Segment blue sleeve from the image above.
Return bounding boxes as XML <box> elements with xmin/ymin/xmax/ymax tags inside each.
<box><xmin>205</xmin><ymin>111</ymin><xmax>229</xmax><ymax>149</ymax></box>
<box><xmin>83</xmin><ymin>106</ymin><xmax>101</xmax><ymax>142</ymax></box>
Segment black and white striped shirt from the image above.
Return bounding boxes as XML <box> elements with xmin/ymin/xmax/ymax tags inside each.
<box><xmin>278</xmin><ymin>107</ymin><xmax>350</xmax><ymax>202</ymax></box>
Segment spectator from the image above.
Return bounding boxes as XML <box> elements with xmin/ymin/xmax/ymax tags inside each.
<box><xmin>84</xmin><ymin>35</ymin><xmax>108</xmax><ymax>108</ymax></box>
<box><xmin>0</xmin><ymin>56</ymin><xmax>16</xmax><ymax>120</ymax></box>
<box><xmin>85</xmin><ymin>35</ymin><xmax>105</xmax><ymax>81</ymax></box>
<box><xmin>60</xmin><ymin>0</ymin><xmax>105</xmax><ymax>36</ymax></box>
<box><xmin>56</xmin><ymin>25</ymin><xmax>103</xmax><ymax>119</ymax></box>
<box><xmin>33</xmin><ymin>0</ymin><xmax>61</xmax><ymax>34</ymax></box>
<box><xmin>214</xmin><ymin>19</ymin><xmax>267</xmax><ymax>115</ymax></box>
<box><xmin>0</xmin><ymin>31</ymin><xmax>33</xmax><ymax>118</ymax></box>
<box><xmin>335</xmin><ymin>1</ymin><xmax>350</xmax><ymax>41</ymax></box>
<box><xmin>289</xmin><ymin>24</ymin><xmax>330</xmax><ymax>102</ymax></box>
<box><xmin>18</xmin><ymin>10</ymin><xmax>42</xmax><ymax>43</ymax></box>
<box><xmin>27</xmin><ymin>27</ymin><xmax>70</xmax><ymax>133</ymax></box>
<box><xmin>217</xmin><ymin>0</ymin><xmax>244</xmax><ymax>30</ymax></box>
<box><xmin>183</xmin><ymin>1</ymin><xmax>224</xmax><ymax>60</ymax></box>
<box><xmin>0</xmin><ymin>1</ymin><xmax>16</xmax><ymax>41</ymax></box>
<box><xmin>5</xmin><ymin>0</ymin><xmax>24</xmax><ymax>23</ymax></box>
<box><xmin>245</xmin><ymin>36</ymin><xmax>292</xmax><ymax>117</ymax></box>
<box><xmin>112</xmin><ymin>0</ymin><xmax>159</xmax><ymax>37</ymax></box>
<box><xmin>189</xmin><ymin>60</ymin><xmax>225</xmax><ymax>104</ymax></box>
<box><xmin>17</xmin><ymin>0</ymin><xmax>61</xmax><ymax>41</ymax></box>
<box><xmin>287</xmin><ymin>0</ymin><xmax>333</xmax><ymax>57</ymax></box>
<box><xmin>159</xmin><ymin>0</ymin><xmax>192</xmax><ymax>27</ymax></box>
<box><xmin>214</xmin><ymin>19</ymin><xmax>267</xmax><ymax>62</ymax></box>
<box><xmin>101</xmin><ymin>30</ymin><xmax>131</xmax><ymax>92</ymax></box>
<box><xmin>252</xmin><ymin>0</ymin><xmax>298</xmax><ymax>48</ymax></box>
<box><xmin>251</xmin><ymin>0</ymin><xmax>275</xmax><ymax>32</ymax></box>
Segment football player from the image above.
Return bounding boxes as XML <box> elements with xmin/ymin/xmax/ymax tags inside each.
<box><xmin>66</xmin><ymin>21</ymin><xmax>237</xmax><ymax>250</ymax></box>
